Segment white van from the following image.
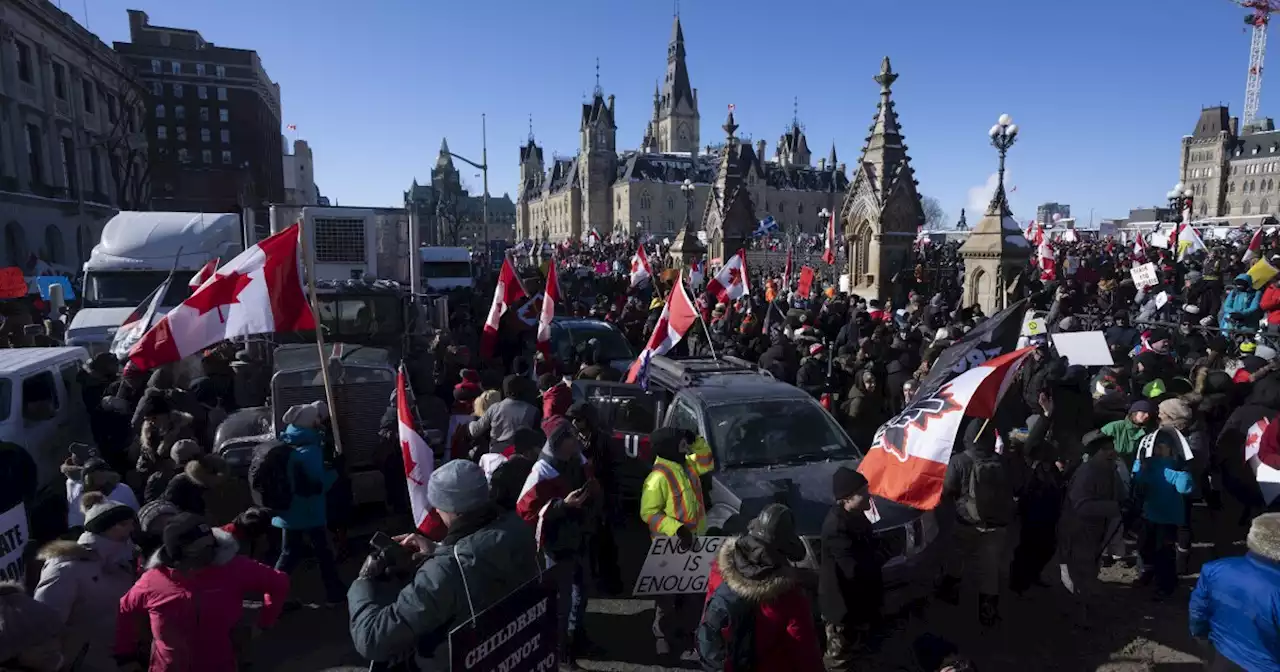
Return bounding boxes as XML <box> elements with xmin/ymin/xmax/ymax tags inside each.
<box><xmin>0</xmin><ymin>347</ymin><xmax>92</xmax><ymax>491</ymax></box>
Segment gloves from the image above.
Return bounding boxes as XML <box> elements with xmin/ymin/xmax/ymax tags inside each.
<box><xmin>358</xmin><ymin>550</ymin><xmax>390</xmax><ymax>581</ymax></box>
<box><xmin>675</xmin><ymin>525</ymin><xmax>694</xmax><ymax>553</ymax></box>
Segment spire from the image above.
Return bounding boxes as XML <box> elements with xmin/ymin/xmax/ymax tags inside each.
<box><xmin>859</xmin><ymin>56</ymin><xmax>910</xmax><ymax>195</ymax></box>
<box><xmin>875</xmin><ymin>56</ymin><xmax>898</xmax><ymax>94</ymax></box>
<box><xmin>436</xmin><ymin>138</ymin><xmax>455</xmax><ymax>170</ymax></box>
<box><xmin>828</xmin><ymin>142</ymin><xmax>838</xmax><ymax>169</ymax></box>
<box><xmin>661</xmin><ymin>15</ymin><xmax>694</xmax><ymax>115</ymax></box>
<box><xmin>594</xmin><ymin>57</ymin><xmax>602</xmax><ymax>96</ymax></box>
<box><xmin>653</xmin><ymin>81</ymin><xmax>661</xmax><ymax>115</ymax></box>
<box><xmin>723</xmin><ymin>104</ymin><xmax>738</xmax><ymax>139</ymax></box>
<box><xmin>527</xmin><ymin>114</ymin><xmax>535</xmax><ymax>142</ymax></box>
<box><xmin>792</xmin><ymin>96</ymin><xmax>799</xmax><ymax>129</ymax></box>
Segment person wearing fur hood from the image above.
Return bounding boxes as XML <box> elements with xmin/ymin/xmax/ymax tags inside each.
<box><xmin>161</xmin><ymin>453</ymin><xmax>227</xmax><ymax>517</ymax></box>
<box><xmin>1189</xmin><ymin>513</ymin><xmax>1280</xmax><ymax>671</ymax></box>
<box><xmin>116</xmin><ymin>514</ymin><xmax>289</xmax><ymax>672</ymax></box>
<box><xmin>62</xmin><ymin>458</ymin><xmax>138</xmax><ymax>530</ymax></box>
<box><xmin>135</xmin><ymin>393</ymin><xmax>194</xmax><ymax>482</ymax></box>
<box><xmin>33</xmin><ymin>492</ymin><xmax>137</xmax><ymax>672</ymax></box>
<box><xmin>697</xmin><ymin>503</ymin><xmax>824</xmax><ymax>672</ymax></box>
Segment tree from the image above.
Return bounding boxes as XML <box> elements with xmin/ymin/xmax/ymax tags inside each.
<box><xmin>921</xmin><ymin>195</ymin><xmax>946</xmax><ymax>230</ymax></box>
<box><xmin>103</xmin><ymin>82</ymin><xmax>151</xmax><ymax>210</ymax></box>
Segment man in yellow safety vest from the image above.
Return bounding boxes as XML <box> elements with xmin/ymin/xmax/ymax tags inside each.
<box><xmin>640</xmin><ymin>427</ymin><xmax>716</xmax><ymax>661</ymax></box>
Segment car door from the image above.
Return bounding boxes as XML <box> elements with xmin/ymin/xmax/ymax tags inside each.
<box><xmin>572</xmin><ymin>381</ymin><xmax>664</xmax><ymax>503</ymax></box>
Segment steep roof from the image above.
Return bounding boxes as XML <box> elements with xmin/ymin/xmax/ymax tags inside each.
<box><xmin>581</xmin><ymin>92</ymin><xmax>615</xmax><ymax>129</ymax></box>
<box><xmin>660</xmin><ymin>16</ymin><xmax>696</xmax><ymax>116</ymax></box>
<box><xmin>1191</xmin><ymin>106</ymin><xmax>1231</xmax><ymax>139</ymax></box>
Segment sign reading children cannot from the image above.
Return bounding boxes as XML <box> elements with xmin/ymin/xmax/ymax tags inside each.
<box><xmin>0</xmin><ymin>503</ymin><xmax>28</xmax><ymax>583</ymax></box>
<box><xmin>633</xmin><ymin>535</ymin><xmax>726</xmax><ymax>596</ymax></box>
<box><xmin>450</xmin><ymin>576</ymin><xmax>558</xmax><ymax>672</ymax></box>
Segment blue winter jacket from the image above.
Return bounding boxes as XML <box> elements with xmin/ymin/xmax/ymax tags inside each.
<box><xmin>1219</xmin><ymin>273</ymin><xmax>1262</xmax><ymax>332</ymax></box>
<box><xmin>271</xmin><ymin>425</ymin><xmax>336</xmax><ymax>530</ymax></box>
<box><xmin>1132</xmin><ymin>455</ymin><xmax>1193</xmax><ymax>526</ymax></box>
<box><xmin>1189</xmin><ymin>553</ymin><xmax>1280</xmax><ymax>672</ymax></box>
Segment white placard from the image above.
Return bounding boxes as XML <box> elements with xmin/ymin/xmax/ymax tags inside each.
<box><xmin>1050</xmin><ymin>330</ymin><xmax>1114</xmax><ymax>366</ymax></box>
<box><xmin>1131</xmin><ymin>263</ymin><xmax>1159</xmax><ymax>289</ymax></box>
<box><xmin>1064</xmin><ymin>256</ymin><xmax>1079</xmax><ymax>276</ymax></box>
<box><xmin>1155</xmin><ymin>291</ymin><xmax>1169</xmax><ymax>309</ymax></box>
<box><xmin>633</xmin><ymin>536</ymin><xmax>725</xmax><ymax>596</ymax></box>
<box><xmin>0</xmin><ymin>503</ymin><xmax>28</xmax><ymax>582</ymax></box>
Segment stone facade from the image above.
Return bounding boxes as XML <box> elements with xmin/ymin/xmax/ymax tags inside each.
<box><xmin>282</xmin><ymin>138</ymin><xmax>317</xmax><ymax>206</ymax></box>
<box><xmin>405</xmin><ymin>139</ymin><xmax>516</xmax><ymax>247</ymax></box>
<box><xmin>0</xmin><ymin>0</ymin><xmax>148</xmax><ymax>269</ymax></box>
<box><xmin>839</xmin><ymin>57</ymin><xmax>925</xmax><ymax>301</ymax></box>
<box><xmin>516</xmin><ymin>15</ymin><xmax>846</xmax><ymax>245</ymax></box>
<box><xmin>1179</xmin><ymin>106</ymin><xmax>1280</xmax><ymax>220</ymax></box>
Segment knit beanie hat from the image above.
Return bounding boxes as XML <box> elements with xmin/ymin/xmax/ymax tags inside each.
<box><xmin>1158</xmin><ymin>398</ymin><xmax>1194</xmax><ymax>429</ymax></box>
<box><xmin>170</xmin><ymin>439</ymin><xmax>202</xmax><ymax>465</ymax></box>
<box><xmin>0</xmin><ymin>583</ymin><xmax>61</xmax><ymax>663</ymax></box>
<box><xmin>832</xmin><ymin>466</ymin><xmax>869</xmax><ymax>501</ymax></box>
<box><xmin>1247</xmin><ymin>513</ymin><xmax>1280</xmax><ymax>562</ymax></box>
<box><xmin>162</xmin><ymin>514</ymin><xmax>213</xmax><ymax>564</ymax></box>
<box><xmin>426</xmin><ymin>459</ymin><xmax>490</xmax><ymax>514</ymax></box>
<box><xmin>137</xmin><ymin>499</ymin><xmax>180</xmax><ymax>535</ymax></box>
<box><xmin>81</xmin><ymin>491</ymin><xmax>135</xmax><ymax>535</ymax></box>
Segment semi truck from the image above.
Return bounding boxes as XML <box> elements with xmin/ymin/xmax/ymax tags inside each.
<box><xmin>65</xmin><ymin>211</ymin><xmax>243</xmax><ymax>354</ymax></box>
<box><xmin>419</xmin><ymin>246</ymin><xmax>473</xmax><ymax>292</ymax></box>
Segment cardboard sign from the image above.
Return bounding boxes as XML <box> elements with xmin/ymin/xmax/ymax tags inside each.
<box><xmin>0</xmin><ymin>503</ymin><xmax>28</xmax><ymax>583</ymax></box>
<box><xmin>450</xmin><ymin>576</ymin><xmax>558</xmax><ymax>672</ymax></box>
<box><xmin>0</xmin><ymin>267</ymin><xmax>25</xmax><ymax>299</ymax></box>
<box><xmin>797</xmin><ymin>266</ymin><xmax>816</xmax><ymax>297</ymax></box>
<box><xmin>1050</xmin><ymin>331</ymin><xmax>1114</xmax><ymax>367</ymax></box>
<box><xmin>34</xmin><ymin>276</ymin><xmax>74</xmax><ymax>300</ymax></box>
<box><xmin>1130</xmin><ymin>263</ymin><xmax>1158</xmax><ymax>289</ymax></box>
<box><xmin>633</xmin><ymin>535</ymin><xmax>726</xmax><ymax>596</ymax></box>
<box><xmin>1022</xmin><ymin>312</ymin><xmax>1046</xmax><ymax>337</ymax></box>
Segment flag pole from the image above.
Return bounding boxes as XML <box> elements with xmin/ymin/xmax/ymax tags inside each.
<box><xmin>688</xmin><ymin>273</ymin><xmax>719</xmax><ymax>360</ymax></box>
<box><xmin>295</xmin><ymin>217</ymin><xmax>346</xmax><ymax>456</ymax></box>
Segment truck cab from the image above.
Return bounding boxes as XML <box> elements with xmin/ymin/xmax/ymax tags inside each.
<box><xmin>419</xmin><ymin>246</ymin><xmax>473</xmax><ymax>292</ymax></box>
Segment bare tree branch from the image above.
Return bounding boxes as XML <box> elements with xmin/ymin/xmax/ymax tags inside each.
<box><xmin>921</xmin><ymin>195</ymin><xmax>946</xmax><ymax>230</ymax></box>
<box><xmin>100</xmin><ymin>82</ymin><xmax>151</xmax><ymax>210</ymax></box>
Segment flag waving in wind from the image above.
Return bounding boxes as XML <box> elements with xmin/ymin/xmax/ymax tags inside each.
<box><xmin>783</xmin><ymin>243</ymin><xmax>794</xmax><ymax>290</ymax></box>
<box><xmin>706</xmin><ymin>249</ymin><xmax>750</xmax><ymax>304</ymax></box>
<box><xmin>128</xmin><ymin>224</ymin><xmax>314</xmax><ymax>371</ymax></box>
<box><xmin>481</xmin><ymin>257</ymin><xmax>527</xmax><ymax>358</ymax></box>
<box><xmin>396</xmin><ymin>364</ymin><xmax>434</xmax><ymax>534</ymax></box>
<box><xmin>630</xmin><ymin>245</ymin><xmax>653</xmax><ymax>289</ymax></box>
<box><xmin>537</xmin><ymin>259</ymin><xmax>560</xmax><ymax>358</ymax></box>
<box><xmin>858</xmin><ymin>346</ymin><xmax>1035</xmax><ymax>510</ymax></box>
<box><xmin>626</xmin><ymin>272</ymin><xmax>697</xmax><ymax>383</ymax></box>
<box><xmin>111</xmin><ymin>275</ymin><xmax>172</xmax><ymax>361</ymax></box>
<box><xmin>1244</xmin><ymin>228</ymin><xmax>1264</xmax><ymax>264</ymax></box>
<box><xmin>189</xmin><ymin>258</ymin><xmax>219</xmax><ymax>290</ymax></box>
<box><xmin>822</xmin><ymin>210</ymin><xmax>837</xmax><ymax>265</ymax></box>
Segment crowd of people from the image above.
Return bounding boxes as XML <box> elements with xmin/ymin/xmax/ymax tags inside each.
<box><xmin>0</xmin><ymin>224</ymin><xmax>1277</xmax><ymax>672</ymax></box>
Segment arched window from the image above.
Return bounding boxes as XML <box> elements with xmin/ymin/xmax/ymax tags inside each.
<box><xmin>1244</xmin><ymin>200</ymin><xmax>1254</xmax><ymax>215</ymax></box>
<box><xmin>798</xmin><ymin>202</ymin><xmax>804</xmax><ymax>215</ymax></box>
<box><xmin>1231</xmin><ymin>182</ymin><xmax>1237</xmax><ymax>193</ymax></box>
<box><xmin>1199</xmin><ymin>202</ymin><xmax>1207</xmax><ymax>216</ymax></box>
<box><xmin>640</xmin><ymin>190</ymin><xmax>651</xmax><ymax>210</ymax></box>
<box><xmin>4</xmin><ymin>222</ymin><xmax>26</xmax><ymax>266</ymax></box>
<box><xmin>1264</xmin><ymin>199</ymin><xmax>1272</xmax><ymax>213</ymax></box>
<box><xmin>43</xmin><ymin>226</ymin><xmax>64</xmax><ymax>264</ymax></box>
<box><xmin>1226</xmin><ymin>202</ymin><xmax>1235</xmax><ymax>215</ymax></box>
<box><xmin>779</xmin><ymin>202</ymin><xmax>786</xmax><ymax>214</ymax></box>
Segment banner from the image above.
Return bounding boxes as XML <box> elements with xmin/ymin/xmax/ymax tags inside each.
<box><xmin>797</xmin><ymin>266</ymin><xmax>815</xmax><ymax>297</ymax></box>
<box><xmin>450</xmin><ymin>577</ymin><xmax>558</xmax><ymax>672</ymax></box>
<box><xmin>0</xmin><ymin>267</ymin><xmax>25</xmax><ymax>299</ymax></box>
<box><xmin>0</xmin><ymin>503</ymin><xmax>28</xmax><ymax>582</ymax></box>
<box><xmin>917</xmin><ymin>298</ymin><xmax>1027</xmax><ymax>398</ymax></box>
<box><xmin>632</xmin><ymin>536</ymin><xmax>726</xmax><ymax>596</ymax></box>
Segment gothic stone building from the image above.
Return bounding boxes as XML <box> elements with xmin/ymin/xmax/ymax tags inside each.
<box><xmin>1180</xmin><ymin>106</ymin><xmax>1280</xmax><ymax>221</ymax></box>
<box><xmin>516</xmin><ymin>16</ymin><xmax>848</xmax><ymax>245</ymax></box>
<box><xmin>405</xmin><ymin>138</ymin><xmax>516</xmax><ymax>246</ymax></box>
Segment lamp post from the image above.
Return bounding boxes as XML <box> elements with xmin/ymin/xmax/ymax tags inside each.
<box><xmin>445</xmin><ymin>113</ymin><xmax>489</xmax><ymax>255</ymax></box>
<box><xmin>681</xmin><ymin>178</ymin><xmax>695</xmax><ymax>233</ymax></box>
<box><xmin>987</xmin><ymin>114</ymin><xmax>1019</xmax><ymax>215</ymax></box>
<box><xmin>1167</xmin><ymin>183</ymin><xmax>1193</xmax><ymax>221</ymax></box>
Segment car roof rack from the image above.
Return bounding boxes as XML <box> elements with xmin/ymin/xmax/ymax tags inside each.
<box><xmin>648</xmin><ymin>355</ymin><xmax>775</xmax><ymax>387</ymax></box>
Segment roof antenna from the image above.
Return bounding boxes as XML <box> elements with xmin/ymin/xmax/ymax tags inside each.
<box><xmin>793</xmin><ymin>96</ymin><xmax>799</xmax><ymax>128</ymax></box>
<box><xmin>594</xmin><ymin>57</ymin><xmax>602</xmax><ymax>96</ymax></box>
<box><xmin>674</xmin><ymin>0</ymin><xmax>679</xmax><ymax>18</ymax></box>
<box><xmin>528</xmin><ymin>114</ymin><xmax>534</xmax><ymax>141</ymax></box>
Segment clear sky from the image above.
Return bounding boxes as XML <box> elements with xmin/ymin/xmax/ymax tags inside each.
<box><xmin>83</xmin><ymin>0</ymin><xmax>1259</xmax><ymax>227</ymax></box>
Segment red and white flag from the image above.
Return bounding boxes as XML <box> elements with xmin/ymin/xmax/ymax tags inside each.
<box><xmin>1034</xmin><ymin>225</ymin><xmax>1055</xmax><ymax>281</ymax></box>
<box><xmin>783</xmin><ymin>243</ymin><xmax>794</xmax><ymax>290</ymax></box>
<box><xmin>517</xmin><ymin>451</ymin><xmax>591</xmax><ymax>549</ymax></box>
<box><xmin>397</xmin><ymin>365</ymin><xmax>434</xmax><ymax>534</ymax></box>
<box><xmin>857</xmin><ymin>346</ymin><xmax>1034</xmax><ymax>510</ymax></box>
<box><xmin>689</xmin><ymin>258</ymin><xmax>705</xmax><ymax>288</ymax></box>
<box><xmin>626</xmin><ymin>272</ymin><xmax>697</xmax><ymax>383</ymax></box>
<box><xmin>822</xmin><ymin>210</ymin><xmax>837</xmax><ymax>265</ymax></box>
<box><xmin>1132</xmin><ymin>230</ymin><xmax>1148</xmax><ymax>257</ymax></box>
<box><xmin>537</xmin><ymin>260</ymin><xmax>560</xmax><ymax>358</ymax></box>
<box><xmin>110</xmin><ymin>274</ymin><xmax>172</xmax><ymax>361</ymax></box>
<box><xmin>1243</xmin><ymin>228</ymin><xmax>1263</xmax><ymax>264</ymax></box>
<box><xmin>629</xmin><ymin>245</ymin><xmax>653</xmax><ymax>289</ymax></box>
<box><xmin>706</xmin><ymin>249</ymin><xmax>750</xmax><ymax>304</ymax></box>
<box><xmin>481</xmin><ymin>257</ymin><xmax>527</xmax><ymax>359</ymax></box>
<box><xmin>189</xmin><ymin>258</ymin><xmax>219</xmax><ymax>290</ymax></box>
<box><xmin>128</xmin><ymin>224</ymin><xmax>314</xmax><ymax>371</ymax></box>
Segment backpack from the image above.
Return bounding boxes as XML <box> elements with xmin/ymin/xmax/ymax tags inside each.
<box><xmin>248</xmin><ymin>440</ymin><xmax>293</xmax><ymax>511</ymax></box>
<box><xmin>963</xmin><ymin>457</ymin><xmax>1015</xmax><ymax>527</ymax></box>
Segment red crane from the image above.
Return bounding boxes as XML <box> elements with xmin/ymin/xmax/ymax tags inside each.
<box><xmin>1229</xmin><ymin>0</ymin><xmax>1280</xmax><ymax>127</ymax></box>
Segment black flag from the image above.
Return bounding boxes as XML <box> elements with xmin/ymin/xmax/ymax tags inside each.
<box><xmin>917</xmin><ymin>299</ymin><xmax>1028</xmax><ymax>399</ymax></box>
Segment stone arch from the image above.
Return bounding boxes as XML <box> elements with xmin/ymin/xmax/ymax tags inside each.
<box><xmin>1265</xmin><ymin>199</ymin><xmax>1273</xmax><ymax>214</ymax></box>
<box><xmin>969</xmin><ymin>266</ymin><xmax>987</xmax><ymax>308</ymax></box>
<box><xmin>43</xmin><ymin>225</ymin><xmax>64</xmax><ymax>265</ymax></box>
<box><xmin>1245</xmin><ymin>200</ymin><xmax>1254</xmax><ymax>215</ymax></box>
<box><xmin>849</xmin><ymin>221</ymin><xmax>874</xmax><ymax>286</ymax></box>
<box><xmin>4</xmin><ymin>221</ymin><xmax>26</xmax><ymax>266</ymax></box>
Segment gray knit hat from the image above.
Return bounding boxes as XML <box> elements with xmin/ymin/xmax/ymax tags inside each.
<box><xmin>138</xmin><ymin>500</ymin><xmax>180</xmax><ymax>535</ymax></box>
<box><xmin>0</xmin><ymin>582</ymin><xmax>61</xmax><ymax>663</ymax></box>
<box><xmin>426</xmin><ymin>459</ymin><xmax>490</xmax><ymax>514</ymax></box>
<box><xmin>81</xmin><ymin>491</ymin><xmax>135</xmax><ymax>535</ymax></box>
<box><xmin>170</xmin><ymin>439</ymin><xmax>202</xmax><ymax>464</ymax></box>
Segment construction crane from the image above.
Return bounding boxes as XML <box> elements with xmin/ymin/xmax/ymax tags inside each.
<box><xmin>1231</xmin><ymin>0</ymin><xmax>1280</xmax><ymax>129</ymax></box>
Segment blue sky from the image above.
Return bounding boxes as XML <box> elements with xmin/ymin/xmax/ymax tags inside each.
<box><xmin>84</xmin><ymin>0</ymin><xmax>1259</xmax><ymax>226</ymax></box>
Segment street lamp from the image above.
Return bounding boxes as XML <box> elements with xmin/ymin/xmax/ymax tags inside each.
<box><xmin>681</xmin><ymin>178</ymin><xmax>695</xmax><ymax>234</ymax></box>
<box><xmin>444</xmin><ymin>113</ymin><xmax>490</xmax><ymax>254</ymax></box>
<box><xmin>1167</xmin><ymin>183</ymin><xmax>1193</xmax><ymax>221</ymax></box>
<box><xmin>987</xmin><ymin>114</ymin><xmax>1018</xmax><ymax>215</ymax></box>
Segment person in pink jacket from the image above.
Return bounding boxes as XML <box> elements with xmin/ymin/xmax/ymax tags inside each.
<box><xmin>115</xmin><ymin>514</ymin><xmax>289</xmax><ymax>671</ymax></box>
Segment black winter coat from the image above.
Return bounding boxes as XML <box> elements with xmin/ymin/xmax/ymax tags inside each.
<box><xmin>818</xmin><ymin>504</ymin><xmax>882</xmax><ymax>627</ymax></box>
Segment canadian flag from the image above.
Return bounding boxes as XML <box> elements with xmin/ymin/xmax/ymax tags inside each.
<box><xmin>110</xmin><ymin>273</ymin><xmax>172</xmax><ymax>361</ymax></box>
<box><xmin>1133</xmin><ymin>230</ymin><xmax>1148</xmax><ymax>257</ymax></box>
<box><xmin>626</xmin><ymin>272</ymin><xmax>697</xmax><ymax>383</ymax></box>
<box><xmin>189</xmin><ymin>258</ymin><xmax>219</xmax><ymax>290</ymax></box>
<box><xmin>629</xmin><ymin>245</ymin><xmax>653</xmax><ymax>289</ymax></box>
<box><xmin>397</xmin><ymin>365</ymin><xmax>434</xmax><ymax>533</ymax></box>
<box><xmin>481</xmin><ymin>257</ymin><xmax>527</xmax><ymax>359</ymax></box>
<box><xmin>1243</xmin><ymin>228</ymin><xmax>1263</xmax><ymax>264</ymax></box>
<box><xmin>858</xmin><ymin>346</ymin><xmax>1034</xmax><ymax>510</ymax></box>
<box><xmin>1034</xmin><ymin>225</ymin><xmax>1055</xmax><ymax>281</ymax></box>
<box><xmin>689</xmin><ymin>258</ymin><xmax>705</xmax><ymax>288</ymax></box>
<box><xmin>822</xmin><ymin>210</ymin><xmax>837</xmax><ymax>265</ymax></box>
<box><xmin>128</xmin><ymin>224</ymin><xmax>314</xmax><ymax>370</ymax></box>
<box><xmin>537</xmin><ymin>259</ymin><xmax>560</xmax><ymax>358</ymax></box>
<box><xmin>1248</xmin><ymin>416</ymin><xmax>1280</xmax><ymax>504</ymax></box>
<box><xmin>706</xmin><ymin>249</ymin><xmax>750</xmax><ymax>304</ymax></box>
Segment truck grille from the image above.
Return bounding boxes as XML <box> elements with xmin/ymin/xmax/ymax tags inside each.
<box><xmin>273</xmin><ymin>380</ymin><xmax>392</xmax><ymax>468</ymax></box>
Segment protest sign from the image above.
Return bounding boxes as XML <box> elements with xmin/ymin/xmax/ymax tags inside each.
<box><xmin>1050</xmin><ymin>331</ymin><xmax>1113</xmax><ymax>366</ymax></box>
<box><xmin>1130</xmin><ymin>263</ymin><xmax>1158</xmax><ymax>289</ymax></box>
<box><xmin>633</xmin><ymin>535</ymin><xmax>725</xmax><ymax>596</ymax></box>
<box><xmin>797</xmin><ymin>266</ymin><xmax>815</xmax><ymax>297</ymax></box>
<box><xmin>450</xmin><ymin>576</ymin><xmax>557</xmax><ymax>672</ymax></box>
<box><xmin>0</xmin><ymin>503</ymin><xmax>28</xmax><ymax>583</ymax></box>
<box><xmin>34</xmin><ymin>276</ymin><xmax>74</xmax><ymax>301</ymax></box>
<box><xmin>0</xmin><ymin>267</ymin><xmax>25</xmax><ymax>299</ymax></box>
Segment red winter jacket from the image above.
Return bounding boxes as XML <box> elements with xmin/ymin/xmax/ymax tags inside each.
<box><xmin>697</xmin><ymin>538</ymin><xmax>824</xmax><ymax>672</ymax></box>
<box><xmin>1261</xmin><ymin>285</ymin><xmax>1280</xmax><ymax>326</ymax></box>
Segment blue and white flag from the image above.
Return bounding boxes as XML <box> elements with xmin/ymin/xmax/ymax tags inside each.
<box><xmin>636</xmin><ymin>350</ymin><xmax>653</xmax><ymax>391</ymax></box>
<box><xmin>752</xmin><ymin>216</ymin><xmax>778</xmax><ymax>237</ymax></box>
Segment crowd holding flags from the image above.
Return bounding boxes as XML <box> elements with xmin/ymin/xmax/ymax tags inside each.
<box><xmin>481</xmin><ymin>257</ymin><xmax>527</xmax><ymax>359</ymax></box>
<box><xmin>822</xmin><ymin>209</ymin><xmax>837</xmax><ymax>265</ymax></box>
<box><xmin>396</xmin><ymin>364</ymin><xmax>435</xmax><ymax>534</ymax></box>
<box><xmin>625</xmin><ymin>271</ymin><xmax>698</xmax><ymax>384</ymax></box>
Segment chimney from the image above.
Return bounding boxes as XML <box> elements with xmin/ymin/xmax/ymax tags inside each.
<box><xmin>818</xmin><ymin>158</ymin><xmax>826</xmax><ymax>170</ymax></box>
<box><xmin>756</xmin><ymin>139</ymin><xmax>766</xmax><ymax>159</ymax></box>
<box><xmin>1231</xmin><ymin>116</ymin><xmax>1240</xmax><ymax>137</ymax></box>
<box><xmin>837</xmin><ymin>163</ymin><xmax>847</xmax><ymax>174</ymax></box>
<box><xmin>607</xmin><ymin>95</ymin><xmax>615</xmax><ymax>114</ymax></box>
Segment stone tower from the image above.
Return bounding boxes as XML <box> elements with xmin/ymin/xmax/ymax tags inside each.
<box><xmin>432</xmin><ymin>138</ymin><xmax>463</xmax><ymax>244</ymax></box>
<box><xmin>958</xmin><ymin>164</ymin><xmax>1030</xmax><ymax>314</ymax></box>
<box><xmin>641</xmin><ymin>83</ymin><xmax>661</xmax><ymax>154</ymax></box>
<box><xmin>696</xmin><ymin>107</ymin><xmax>759</xmax><ymax>265</ymax></box>
<box><xmin>579</xmin><ymin>81</ymin><xmax>617</xmax><ymax>238</ymax></box>
<box><xmin>776</xmin><ymin>109</ymin><xmax>812</xmax><ymax>168</ymax></box>
<box><xmin>656</xmin><ymin>16</ymin><xmax>699</xmax><ymax>154</ymax></box>
<box><xmin>517</xmin><ymin>127</ymin><xmax>544</xmax><ymax>240</ymax></box>
<box><xmin>839</xmin><ymin>57</ymin><xmax>925</xmax><ymax>302</ymax></box>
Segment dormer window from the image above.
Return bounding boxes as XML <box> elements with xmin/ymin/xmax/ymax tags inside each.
<box><xmin>1253</xmin><ymin>147</ymin><xmax>1260</xmax><ymax>155</ymax></box>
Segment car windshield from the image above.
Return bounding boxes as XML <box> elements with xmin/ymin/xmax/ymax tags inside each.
<box><xmin>565</xmin><ymin>323</ymin><xmax>634</xmax><ymax>361</ymax></box>
<box><xmin>83</xmin><ymin>270</ymin><xmax>196</xmax><ymax>308</ymax></box>
<box><xmin>706</xmin><ymin>398</ymin><xmax>861</xmax><ymax>467</ymax></box>
<box><xmin>422</xmin><ymin>261</ymin><xmax>471</xmax><ymax>278</ymax></box>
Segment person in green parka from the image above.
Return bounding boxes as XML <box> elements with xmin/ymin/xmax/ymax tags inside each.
<box><xmin>1100</xmin><ymin>400</ymin><xmax>1157</xmax><ymax>469</ymax></box>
